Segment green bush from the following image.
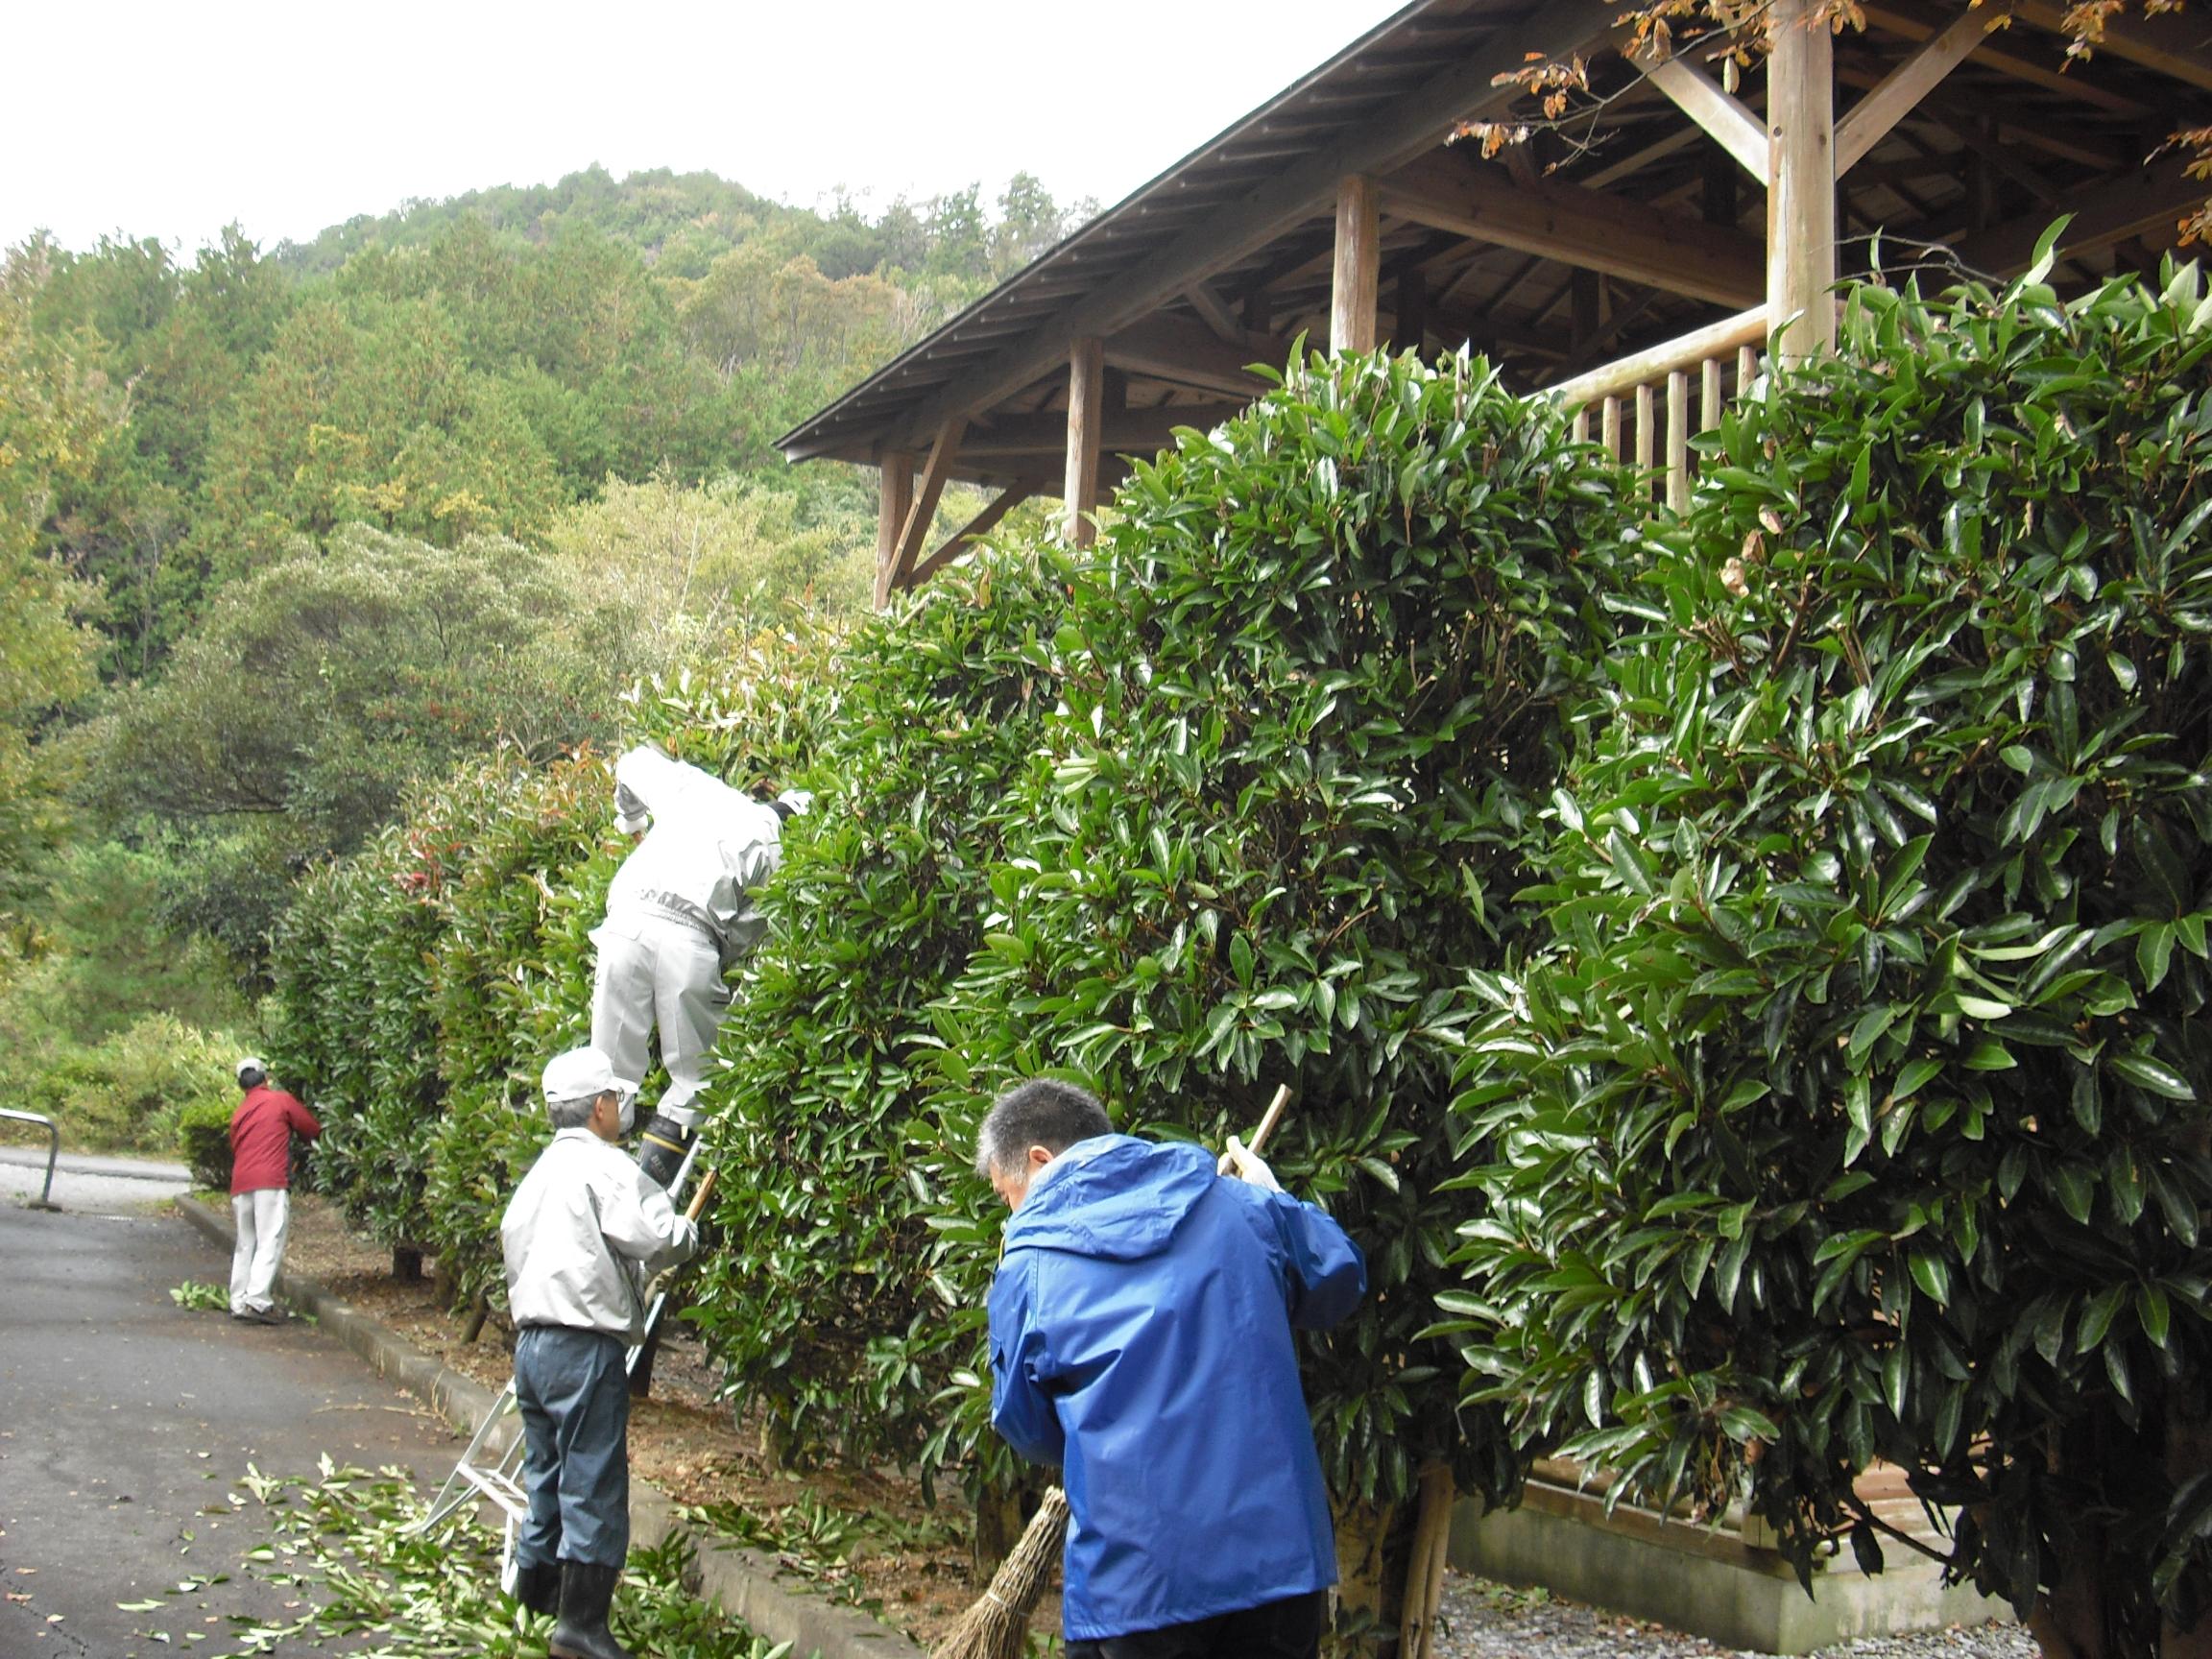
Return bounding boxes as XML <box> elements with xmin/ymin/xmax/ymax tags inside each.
<box><xmin>690</xmin><ymin>550</ymin><xmax>1076</xmax><ymax>1469</ymax></box>
<box><xmin>18</xmin><ymin>1012</ymin><xmax>240</xmax><ymax>1154</ymax></box>
<box><xmin>178</xmin><ymin>1094</ymin><xmax>234</xmax><ymax>1191</ymax></box>
<box><xmin>1443</xmin><ymin>259</ymin><xmax>2212</xmax><ymax>1653</ymax></box>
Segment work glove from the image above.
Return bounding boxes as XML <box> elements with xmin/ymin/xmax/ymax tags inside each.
<box><xmin>1217</xmin><ymin>1134</ymin><xmax>1281</xmax><ymax>1191</ymax></box>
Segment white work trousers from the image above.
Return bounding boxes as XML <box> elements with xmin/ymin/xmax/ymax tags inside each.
<box><xmin>589</xmin><ymin>914</ymin><xmax>730</xmax><ymax>1133</ymax></box>
<box><xmin>229</xmin><ymin>1188</ymin><xmax>291</xmax><ymax>1314</ymax></box>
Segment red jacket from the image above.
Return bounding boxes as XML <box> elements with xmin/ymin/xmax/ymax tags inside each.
<box><xmin>229</xmin><ymin>1085</ymin><xmax>321</xmax><ymax>1194</ymax></box>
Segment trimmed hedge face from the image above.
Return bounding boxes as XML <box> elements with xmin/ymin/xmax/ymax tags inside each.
<box><xmin>919</xmin><ymin>349</ymin><xmax>1639</xmax><ymax>1507</ymax></box>
<box><xmin>688</xmin><ymin>551</ymin><xmax>1078</xmax><ymax>1474</ymax></box>
<box><xmin>1445</xmin><ymin>266</ymin><xmax>2212</xmax><ymax>1644</ymax></box>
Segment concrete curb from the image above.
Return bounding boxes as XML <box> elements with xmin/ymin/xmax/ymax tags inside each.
<box><xmin>178</xmin><ymin>1195</ymin><xmax>926</xmax><ymax>1659</ymax></box>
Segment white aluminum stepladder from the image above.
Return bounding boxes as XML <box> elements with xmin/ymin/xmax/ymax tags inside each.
<box><xmin>405</xmin><ymin>1138</ymin><xmax>715</xmax><ymax>1602</ymax></box>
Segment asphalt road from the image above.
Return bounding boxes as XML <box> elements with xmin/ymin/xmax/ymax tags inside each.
<box><xmin>0</xmin><ymin>1172</ymin><xmax>469</xmax><ymax>1657</ymax></box>
<box><xmin>0</xmin><ymin>1143</ymin><xmax>190</xmax><ymax>1213</ymax></box>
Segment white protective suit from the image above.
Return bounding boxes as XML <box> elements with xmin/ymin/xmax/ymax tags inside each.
<box><xmin>589</xmin><ymin>746</ymin><xmax>785</xmax><ymax>1133</ymax></box>
<box><xmin>501</xmin><ymin>1126</ymin><xmax>700</xmax><ymax>1343</ymax></box>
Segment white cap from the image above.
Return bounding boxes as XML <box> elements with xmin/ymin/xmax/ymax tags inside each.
<box><xmin>774</xmin><ymin>788</ymin><xmax>814</xmax><ymax>819</ymax></box>
<box><xmin>237</xmin><ymin>1056</ymin><xmax>268</xmax><ymax>1083</ymax></box>
<box><xmin>541</xmin><ymin>1046</ymin><xmax>623</xmax><ymax>1108</ymax></box>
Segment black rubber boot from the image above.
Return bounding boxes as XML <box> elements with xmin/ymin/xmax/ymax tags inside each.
<box><xmin>510</xmin><ymin>1558</ymin><xmax>559</xmax><ymax>1618</ymax></box>
<box><xmin>548</xmin><ymin>1560</ymin><xmax>632</xmax><ymax>1659</ymax></box>
<box><xmin>633</xmin><ymin>1112</ymin><xmax>692</xmax><ymax>1192</ymax></box>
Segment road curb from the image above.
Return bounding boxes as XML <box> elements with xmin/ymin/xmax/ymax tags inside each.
<box><xmin>178</xmin><ymin>1195</ymin><xmax>926</xmax><ymax>1659</ymax></box>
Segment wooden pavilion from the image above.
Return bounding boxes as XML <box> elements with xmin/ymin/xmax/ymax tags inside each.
<box><xmin>774</xmin><ymin>0</ymin><xmax>2212</xmax><ymax>607</ymax></box>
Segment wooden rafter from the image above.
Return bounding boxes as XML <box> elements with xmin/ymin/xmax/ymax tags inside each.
<box><xmin>962</xmin><ymin>402</ymin><xmax>1248</xmax><ymax>460</ymax></box>
<box><xmin>1181</xmin><ymin>281</ymin><xmax>1245</xmax><ymax>345</ymax></box>
<box><xmin>1860</xmin><ymin>3</ymin><xmax>2150</xmax><ymax>115</ymax></box>
<box><xmin>1104</xmin><ymin>314</ymin><xmax>1291</xmax><ymax>398</ymax></box>
<box><xmin>2010</xmin><ymin>0</ymin><xmax>2212</xmax><ymax>95</ymax></box>
<box><xmin>1379</xmin><ymin>149</ymin><xmax>1767</xmax><ymax>307</ymax></box>
<box><xmin>1836</xmin><ymin>4</ymin><xmax>2002</xmax><ymax>173</ymax></box>
<box><xmin>1952</xmin><ymin>152</ymin><xmax>2203</xmax><ymax>276</ymax></box>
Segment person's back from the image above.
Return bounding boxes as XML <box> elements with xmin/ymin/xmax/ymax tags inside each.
<box><xmin>225</xmin><ymin>1060</ymin><xmax>319</xmax><ymax>1323</ymax></box>
<box><xmin>989</xmin><ymin>1132</ymin><xmax>1363</xmax><ymax>1641</ymax></box>
<box><xmin>230</xmin><ymin>1082</ymin><xmax>317</xmax><ymax>1195</ymax></box>
<box><xmin>605</xmin><ymin>749</ymin><xmax>782</xmax><ymax>959</ymax></box>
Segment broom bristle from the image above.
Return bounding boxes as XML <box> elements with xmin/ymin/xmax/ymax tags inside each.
<box><xmin>929</xmin><ymin>1486</ymin><xmax>1071</xmax><ymax>1659</ymax></box>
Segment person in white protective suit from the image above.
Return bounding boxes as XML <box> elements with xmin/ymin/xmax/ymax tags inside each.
<box><xmin>590</xmin><ymin>744</ymin><xmax>811</xmax><ymax>1190</ymax></box>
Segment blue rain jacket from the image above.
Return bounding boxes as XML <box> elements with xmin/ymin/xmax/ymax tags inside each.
<box><xmin>987</xmin><ymin>1134</ymin><xmax>1366</xmax><ymax>1640</ymax></box>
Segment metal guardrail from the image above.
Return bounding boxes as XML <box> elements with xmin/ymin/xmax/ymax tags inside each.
<box><xmin>0</xmin><ymin>1107</ymin><xmax>61</xmax><ymax>1210</ymax></box>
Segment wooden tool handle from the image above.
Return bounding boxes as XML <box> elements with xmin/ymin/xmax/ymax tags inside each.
<box><xmin>1246</xmin><ymin>1084</ymin><xmax>1292</xmax><ymax>1156</ymax></box>
<box><xmin>682</xmin><ymin>1167</ymin><xmax>718</xmax><ymax>1221</ymax></box>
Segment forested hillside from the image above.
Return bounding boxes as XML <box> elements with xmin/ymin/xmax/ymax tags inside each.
<box><xmin>0</xmin><ymin>163</ymin><xmax>1080</xmax><ymax>1148</ymax></box>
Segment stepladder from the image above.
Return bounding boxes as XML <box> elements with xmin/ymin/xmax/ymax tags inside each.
<box><xmin>405</xmin><ymin>1141</ymin><xmax>714</xmax><ymax>1599</ymax></box>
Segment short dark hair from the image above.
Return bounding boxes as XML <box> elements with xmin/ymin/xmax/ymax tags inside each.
<box><xmin>974</xmin><ymin>1079</ymin><xmax>1112</xmax><ymax>1178</ymax></box>
<box><xmin>238</xmin><ymin>1067</ymin><xmax>268</xmax><ymax>1090</ymax></box>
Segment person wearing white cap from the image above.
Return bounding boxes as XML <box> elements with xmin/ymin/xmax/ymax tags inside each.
<box><xmin>499</xmin><ymin>1046</ymin><xmax>699</xmax><ymax>1659</ymax></box>
<box><xmin>227</xmin><ymin>1057</ymin><xmax>320</xmax><ymax>1324</ymax></box>
<box><xmin>590</xmin><ymin>744</ymin><xmax>810</xmax><ymax>1190</ymax></box>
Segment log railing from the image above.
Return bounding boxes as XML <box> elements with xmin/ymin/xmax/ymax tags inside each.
<box><xmin>1542</xmin><ymin>304</ymin><xmax>1770</xmax><ymax>513</ymax></box>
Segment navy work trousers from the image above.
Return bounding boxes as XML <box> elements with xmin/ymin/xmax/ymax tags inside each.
<box><xmin>1064</xmin><ymin>1590</ymin><xmax>1327</xmax><ymax>1659</ymax></box>
<box><xmin>514</xmin><ymin>1324</ymin><xmax>631</xmax><ymax>1570</ymax></box>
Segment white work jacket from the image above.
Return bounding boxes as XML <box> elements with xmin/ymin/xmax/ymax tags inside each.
<box><xmin>501</xmin><ymin>1128</ymin><xmax>699</xmax><ymax>1343</ymax></box>
<box><xmin>607</xmin><ymin>746</ymin><xmax>784</xmax><ymax>966</ymax></box>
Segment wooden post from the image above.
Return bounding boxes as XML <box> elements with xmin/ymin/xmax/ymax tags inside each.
<box><xmin>1331</xmin><ymin>175</ymin><xmax>1380</xmax><ymax>354</ymax></box>
<box><xmin>1064</xmin><ymin>337</ymin><xmax>1105</xmax><ymax>548</ymax></box>
<box><xmin>1666</xmin><ymin>368</ymin><xmax>1691</xmax><ymax>513</ymax></box>
<box><xmin>875</xmin><ymin>450</ymin><xmax>913</xmax><ymax>612</ymax></box>
<box><xmin>1766</xmin><ymin>0</ymin><xmax>1837</xmax><ymax>362</ymax></box>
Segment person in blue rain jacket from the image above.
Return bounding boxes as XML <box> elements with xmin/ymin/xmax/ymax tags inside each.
<box><xmin>977</xmin><ymin>1077</ymin><xmax>1367</xmax><ymax>1658</ymax></box>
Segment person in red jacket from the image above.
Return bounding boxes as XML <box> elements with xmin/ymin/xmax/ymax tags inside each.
<box><xmin>228</xmin><ymin>1057</ymin><xmax>321</xmax><ymax>1325</ymax></box>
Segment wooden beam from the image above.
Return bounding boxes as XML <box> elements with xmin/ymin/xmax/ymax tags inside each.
<box><xmin>908</xmin><ymin>480</ymin><xmax>1044</xmax><ymax>588</ymax></box>
<box><xmin>887</xmin><ymin>419</ymin><xmax>964</xmax><ymax>597</ymax></box>
<box><xmin>1102</xmin><ymin>313</ymin><xmax>1292</xmax><ymax>399</ymax></box>
<box><xmin>2011</xmin><ymin>0</ymin><xmax>2212</xmax><ymax>94</ymax></box>
<box><xmin>1181</xmin><ymin>281</ymin><xmax>1244</xmax><ymax>346</ymax></box>
<box><xmin>1860</xmin><ymin>3</ymin><xmax>2149</xmax><ymax>115</ymax></box>
<box><xmin>878</xmin><ymin>2</ymin><xmax>1621</xmax><ymax>449</ymax></box>
<box><xmin>1065</xmin><ymin>338</ymin><xmax>1104</xmax><ymax>548</ymax></box>
<box><xmin>1951</xmin><ymin>153</ymin><xmax>2202</xmax><ymax>274</ymax></box>
<box><xmin>874</xmin><ymin>451</ymin><xmax>912</xmax><ymax>611</ymax></box>
<box><xmin>1378</xmin><ymin>150</ymin><xmax>1767</xmax><ymax>308</ymax></box>
<box><xmin>1917</xmin><ymin>108</ymin><xmax>2060</xmax><ymax>205</ymax></box>
<box><xmin>1635</xmin><ymin>48</ymin><xmax>1770</xmax><ymax>180</ymax></box>
<box><xmin>963</xmin><ymin>401</ymin><xmax>1249</xmax><ymax>460</ymax></box>
<box><xmin>1333</xmin><ymin>175</ymin><xmax>1381</xmax><ymax>353</ymax></box>
<box><xmin>1837</xmin><ymin>5</ymin><xmax>2001</xmax><ymax>174</ymax></box>
<box><xmin>1767</xmin><ymin>0</ymin><xmax>1839</xmax><ymax>362</ymax></box>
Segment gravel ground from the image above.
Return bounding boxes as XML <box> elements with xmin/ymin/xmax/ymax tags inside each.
<box><xmin>1431</xmin><ymin>1573</ymin><xmax>2035</xmax><ymax>1659</ymax></box>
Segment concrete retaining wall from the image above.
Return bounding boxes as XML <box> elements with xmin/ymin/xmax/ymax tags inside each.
<box><xmin>1450</xmin><ymin>1476</ymin><xmax>2010</xmax><ymax>1653</ymax></box>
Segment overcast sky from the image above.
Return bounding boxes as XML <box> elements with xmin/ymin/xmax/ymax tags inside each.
<box><xmin>5</xmin><ymin>0</ymin><xmax>1410</xmax><ymax>255</ymax></box>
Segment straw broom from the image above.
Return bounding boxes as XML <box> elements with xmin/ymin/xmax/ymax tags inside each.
<box><xmin>930</xmin><ymin>1085</ymin><xmax>1295</xmax><ymax>1659</ymax></box>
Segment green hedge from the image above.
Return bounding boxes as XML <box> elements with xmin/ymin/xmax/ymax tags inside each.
<box><xmin>1443</xmin><ymin>258</ymin><xmax>2212</xmax><ymax>1648</ymax></box>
